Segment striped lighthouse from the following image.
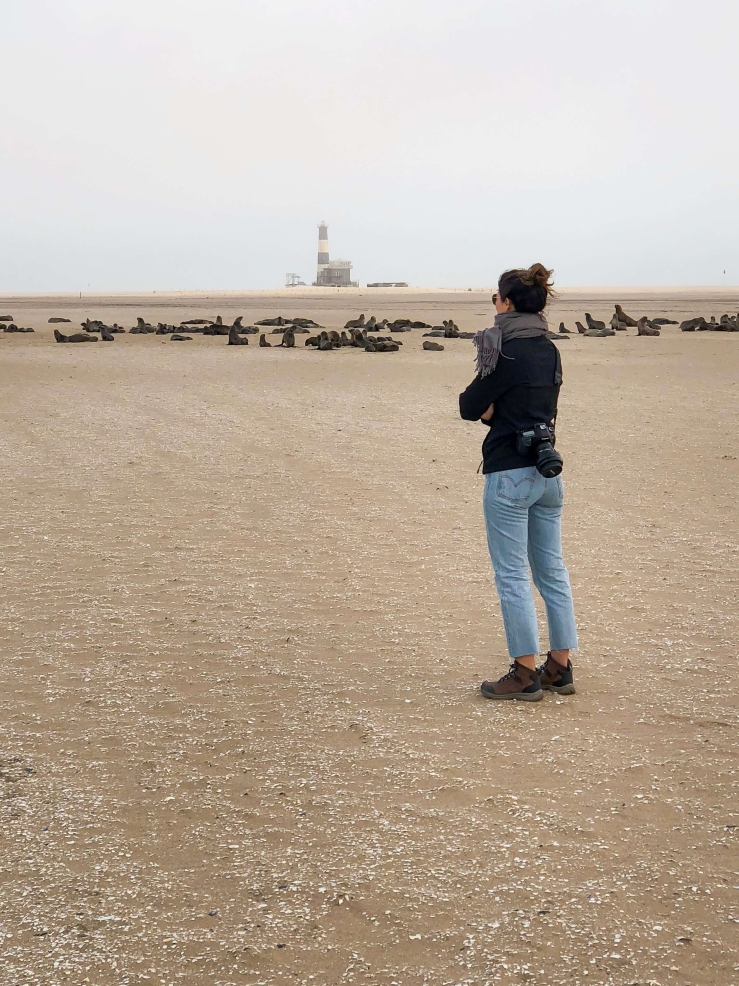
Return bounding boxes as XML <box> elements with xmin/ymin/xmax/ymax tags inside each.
<box><xmin>314</xmin><ymin>221</ymin><xmax>354</xmax><ymax>286</ymax></box>
<box><xmin>317</xmin><ymin>221</ymin><xmax>330</xmax><ymax>279</ymax></box>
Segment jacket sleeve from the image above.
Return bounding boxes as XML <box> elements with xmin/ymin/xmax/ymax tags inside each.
<box><xmin>459</xmin><ymin>363</ymin><xmax>513</xmax><ymax>421</ymax></box>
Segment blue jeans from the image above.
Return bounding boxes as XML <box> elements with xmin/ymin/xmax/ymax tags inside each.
<box><xmin>483</xmin><ymin>467</ymin><xmax>578</xmax><ymax>659</ymax></box>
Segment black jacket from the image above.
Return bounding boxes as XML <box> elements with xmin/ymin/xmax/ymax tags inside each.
<box><xmin>459</xmin><ymin>336</ymin><xmax>562</xmax><ymax>474</ymax></box>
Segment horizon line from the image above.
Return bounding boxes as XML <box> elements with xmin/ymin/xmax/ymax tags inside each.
<box><xmin>1</xmin><ymin>284</ymin><xmax>739</xmax><ymax>299</ymax></box>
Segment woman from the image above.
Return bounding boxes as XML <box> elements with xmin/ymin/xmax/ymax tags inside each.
<box><xmin>459</xmin><ymin>264</ymin><xmax>578</xmax><ymax>701</ymax></box>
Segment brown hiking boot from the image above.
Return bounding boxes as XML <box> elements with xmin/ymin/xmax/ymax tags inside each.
<box><xmin>481</xmin><ymin>662</ymin><xmax>543</xmax><ymax>702</ymax></box>
<box><xmin>536</xmin><ymin>652</ymin><xmax>576</xmax><ymax>695</ymax></box>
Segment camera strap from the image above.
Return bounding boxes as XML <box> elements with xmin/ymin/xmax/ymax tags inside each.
<box><xmin>551</xmin><ymin>347</ymin><xmax>562</xmax><ymax>435</ymax></box>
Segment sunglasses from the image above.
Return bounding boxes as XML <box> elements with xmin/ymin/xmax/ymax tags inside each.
<box><xmin>492</xmin><ymin>292</ymin><xmax>498</xmax><ymax>304</ymax></box>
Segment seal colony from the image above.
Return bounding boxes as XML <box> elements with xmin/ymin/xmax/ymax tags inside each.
<box><xmin>37</xmin><ymin>312</ymin><xmax>464</xmax><ymax>351</ymax></box>
<box><xmin>2</xmin><ymin>303</ymin><xmax>735</xmax><ymax>350</ymax></box>
<box><xmin>563</xmin><ymin>305</ymin><xmax>738</xmax><ymax>338</ymax></box>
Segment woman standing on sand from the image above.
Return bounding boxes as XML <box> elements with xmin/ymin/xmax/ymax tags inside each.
<box><xmin>459</xmin><ymin>264</ymin><xmax>578</xmax><ymax>701</ymax></box>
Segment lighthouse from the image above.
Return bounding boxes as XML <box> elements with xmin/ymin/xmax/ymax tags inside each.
<box><xmin>314</xmin><ymin>222</ymin><xmax>354</xmax><ymax>287</ymax></box>
<box><xmin>317</xmin><ymin>222</ymin><xmax>330</xmax><ymax>272</ymax></box>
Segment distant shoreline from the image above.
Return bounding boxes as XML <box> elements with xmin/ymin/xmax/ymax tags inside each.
<box><xmin>1</xmin><ymin>285</ymin><xmax>738</xmax><ymax>304</ymax></box>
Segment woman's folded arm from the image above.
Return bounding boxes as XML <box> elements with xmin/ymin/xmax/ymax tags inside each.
<box><xmin>459</xmin><ymin>371</ymin><xmax>508</xmax><ymax>421</ymax></box>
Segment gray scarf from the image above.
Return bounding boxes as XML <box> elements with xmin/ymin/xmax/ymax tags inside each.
<box><xmin>474</xmin><ymin>311</ymin><xmax>549</xmax><ymax>377</ymax></box>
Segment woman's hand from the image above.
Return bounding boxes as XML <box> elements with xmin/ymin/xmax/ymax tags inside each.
<box><xmin>481</xmin><ymin>403</ymin><xmax>495</xmax><ymax>422</ymax></box>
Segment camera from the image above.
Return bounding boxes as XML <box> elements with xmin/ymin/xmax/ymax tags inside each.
<box><xmin>516</xmin><ymin>423</ymin><xmax>563</xmax><ymax>478</ymax></box>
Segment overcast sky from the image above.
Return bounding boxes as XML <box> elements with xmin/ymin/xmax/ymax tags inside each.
<box><xmin>2</xmin><ymin>0</ymin><xmax>738</xmax><ymax>291</ymax></box>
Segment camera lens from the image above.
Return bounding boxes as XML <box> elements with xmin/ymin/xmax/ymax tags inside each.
<box><xmin>536</xmin><ymin>442</ymin><xmax>563</xmax><ymax>478</ymax></box>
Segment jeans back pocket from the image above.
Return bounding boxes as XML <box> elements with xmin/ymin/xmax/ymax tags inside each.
<box><xmin>495</xmin><ymin>469</ymin><xmax>537</xmax><ymax>504</ymax></box>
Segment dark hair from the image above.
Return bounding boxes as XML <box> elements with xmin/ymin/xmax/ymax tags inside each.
<box><xmin>498</xmin><ymin>263</ymin><xmax>555</xmax><ymax>313</ymax></box>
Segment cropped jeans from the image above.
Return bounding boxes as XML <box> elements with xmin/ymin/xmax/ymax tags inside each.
<box><xmin>483</xmin><ymin>467</ymin><xmax>578</xmax><ymax>659</ymax></box>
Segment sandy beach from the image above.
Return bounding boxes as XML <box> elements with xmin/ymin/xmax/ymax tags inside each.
<box><xmin>1</xmin><ymin>288</ymin><xmax>738</xmax><ymax>986</ymax></box>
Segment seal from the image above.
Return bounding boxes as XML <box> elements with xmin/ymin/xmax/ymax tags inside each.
<box><xmin>585</xmin><ymin>313</ymin><xmax>607</xmax><ymax>332</ymax></box>
<box><xmin>228</xmin><ymin>327</ymin><xmax>249</xmax><ymax>345</ymax></box>
<box><xmin>54</xmin><ymin>329</ymin><xmax>97</xmax><ymax>342</ymax></box>
<box><xmin>614</xmin><ymin>304</ymin><xmax>638</xmax><ymax>327</ymax></box>
<box><xmin>637</xmin><ymin>317</ymin><xmax>660</xmax><ymax>336</ymax></box>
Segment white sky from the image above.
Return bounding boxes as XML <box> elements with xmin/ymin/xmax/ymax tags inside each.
<box><xmin>2</xmin><ymin>0</ymin><xmax>738</xmax><ymax>290</ymax></box>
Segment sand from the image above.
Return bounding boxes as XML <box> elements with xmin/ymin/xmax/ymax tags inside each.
<box><xmin>1</xmin><ymin>289</ymin><xmax>738</xmax><ymax>986</ymax></box>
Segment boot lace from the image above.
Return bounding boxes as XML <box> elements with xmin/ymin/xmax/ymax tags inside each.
<box><xmin>536</xmin><ymin>653</ymin><xmax>554</xmax><ymax>677</ymax></box>
<box><xmin>499</xmin><ymin>663</ymin><xmax>525</xmax><ymax>683</ymax></box>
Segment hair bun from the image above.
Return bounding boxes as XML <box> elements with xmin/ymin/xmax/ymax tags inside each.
<box><xmin>497</xmin><ymin>263</ymin><xmax>555</xmax><ymax>313</ymax></box>
<box><xmin>524</xmin><ymin>263</ymin><xmax>554</xmax><ymax>289</ymax></box>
